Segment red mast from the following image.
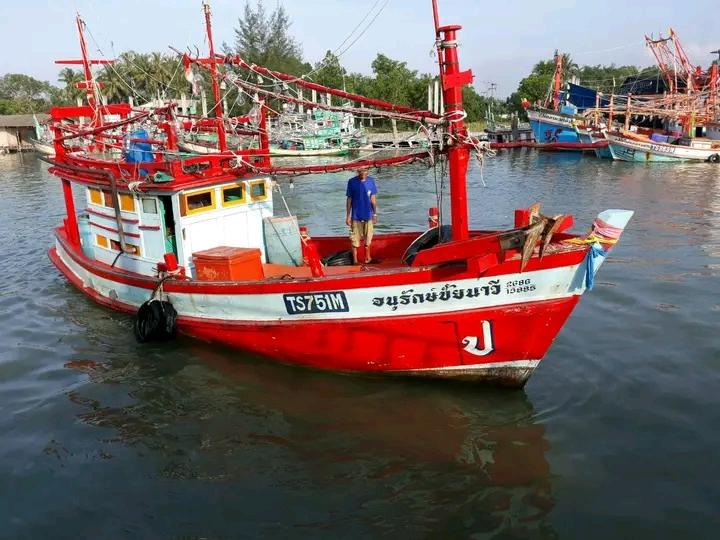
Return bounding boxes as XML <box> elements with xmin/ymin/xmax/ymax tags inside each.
<box><xmin>552</xmin><ymin>50</ymin><xmax>563</xmax><ymax>112</ymax></box>
<box><xmin>202</xmin><ymin>1</ymin><xmax>227</xmax><ymax>152</ymax></box>
<box><xmin>433</xmin><ymin>0</ymin><xmax>474</xmax><ymax>241</ymax></box>
<box><xmin>55</xmin><ymin>14</ymin><xmax>113</xmax><ymax>128</ymax></box>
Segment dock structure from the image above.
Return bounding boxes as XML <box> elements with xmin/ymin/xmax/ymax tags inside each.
<box><xmin>366</xmin><ymin>124</ymin><xmax>535</xmax><ymax>150</ymax></box>
<box><xmin>365</xmin><ymin>130</ymin><xmax>435</xmax><ymax>148</ymax></box>
<box><xmin>0</xmin><ymin>114</ymin><xmax>48</xmax><ymax>153</ymax></box>
<box><xmin>482</xmin><ymin>124</ymin><xmax>535</xmax><ymax>147</ymax></box>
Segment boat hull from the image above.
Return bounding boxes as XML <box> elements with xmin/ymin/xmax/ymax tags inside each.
<box><xmin>50</xmin><ymin>233</ymin><xmax>592</xmax><ymax>387</ymax></box>
<box><xmin>576</xmin><ymin>129</ymin><xmax>611</xmax><ymax>159</ymax></box>
<box><xmin>270</xmin><ymin>146</ymin><xmax>350</xmax><ymax>157</ymax></box>
<box><xmin>178</xmin><ymin>141</ymin><xmax>221</xmax><ymax>155</ymax></box>
<box><xmin>30</xmin><ymin>138</ymin><xmax>54</xmax><ymax>156</ymax></box>
<box><xmin>527</xmin><ymin>107</ymin><xmax>583</xmax><ymax>149</ymax></box>
<box><xmin>606</xmin><ymin>133</ymin><xmax>720</xmax><ymax>162</ymax></box>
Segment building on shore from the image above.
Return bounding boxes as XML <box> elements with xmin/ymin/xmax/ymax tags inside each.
<box><xmin>0</xmin><ymin>114</ymin><xmax>50</xmax><ymax>153</ymax></box>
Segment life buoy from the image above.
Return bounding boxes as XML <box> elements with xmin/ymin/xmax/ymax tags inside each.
<box><xmin>707</xmin><ymin>154</ymin><xmax>720</xmax><ymax>163</ymax></box>
<box><xmin>134</xmin><ymin>300</ymin><xmax>177</xmax><ymax>343</ymax></box>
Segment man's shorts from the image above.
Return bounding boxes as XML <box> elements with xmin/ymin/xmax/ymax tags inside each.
<box><xmin>350</xmin><ymin>219</ymin><xmax>374</xmax><ymax>248</ymax></box>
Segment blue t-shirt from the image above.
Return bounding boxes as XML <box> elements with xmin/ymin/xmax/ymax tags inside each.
<box><xmin>346</xmin><ymin>176</ymin><xmax>377</xmax><ymax>221</ymax></box>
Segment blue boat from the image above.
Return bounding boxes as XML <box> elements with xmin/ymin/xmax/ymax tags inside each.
<box><xmin>526</xmin><ymin>104</ymin><xmax>582</xmax><ymax>146</ymax></box>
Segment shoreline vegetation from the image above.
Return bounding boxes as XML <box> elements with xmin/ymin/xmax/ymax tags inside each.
<box><xmin>1</xmin><ymin>1</ymin><xmax>656</xmax><ymax>124</ymax></box>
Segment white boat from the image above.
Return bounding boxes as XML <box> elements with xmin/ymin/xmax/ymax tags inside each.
<box><xmin>177</xmin><ymin>140</ymin><xmax>218</xmax><ymax>155</ymax></box>
<box><xmin>606</xmin><ymin>131</ymin><xmax>720</xmax><ymax>162</ymax></box>
<box><xmin>269</xmin><ymin>145</ymin><xmax>349</xmax><ymax>157</ymax></box>
<box><xmin>30</xmin><ymin>138</ymin><xmax>55</xmax><ymax>156</ymax></box>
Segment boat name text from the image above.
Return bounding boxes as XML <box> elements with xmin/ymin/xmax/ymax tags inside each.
<box><xmin>372</xmin><ymin>281</ymin><xmax>501</xmax><ymax>311</ymax></box>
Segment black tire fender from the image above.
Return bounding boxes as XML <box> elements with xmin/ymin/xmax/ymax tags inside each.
<box><xmin>134</xmin><ymin>300</ymin><xmax>177</xmax><ymax>343</ymax></box>
<box><xmin>401</xmin><ymin>225</ymin><xmax>452</xmax><ymax>265</ymax></box>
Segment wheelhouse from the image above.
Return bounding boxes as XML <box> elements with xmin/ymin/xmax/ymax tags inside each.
<box><xmin>80</xmin><ymin>177</ymin><xmax>273</xmax><ymax>278</ymax></box>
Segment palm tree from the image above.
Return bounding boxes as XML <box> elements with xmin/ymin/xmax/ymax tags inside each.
<box><xmin>560</xmin><ymin>53</ymin><xmax>579</xmax><ymax>83</ymax></box>
<box><xmin>98</xmin><ymin>64</ymin><xmax>127</xmax><ymax>103</ymax></box>
<box><xmin>57</xmin><ymin>67</ymin><xmax>84</xmax><ymax>103</ymax></box>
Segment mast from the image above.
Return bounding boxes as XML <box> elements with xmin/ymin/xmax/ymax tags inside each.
<box><xmin>55</xmin><ymin>14</ymin><xmax>113</xmax><ymax>129</ymax></box>
<box><xmin>54</xmin><ymin>13</ymin><xmax>114</xmax><ymax>249</ymax></box>
<box><xmin>433</xmin><ymin>0</ymin><xmax>474</xmax><ymax>241</ymax></box>
<box><xmin>202</xmin><ymin>1</ymin><xmax>227</xmax><ymax>151</ymax></box>
<box><xmin>709</xmin><ymin>61</ymin><xmax>718</xmax><ymax>118</ymax></box>
<box><xmin>552</xmin><ymin>50</ymin><xmax>563</xmax><ymax>112</ymax></box>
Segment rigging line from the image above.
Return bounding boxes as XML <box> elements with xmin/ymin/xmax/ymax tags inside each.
<box><xmin>230</xmin><ymin>0</ymin><xmax>389</xmax><ymax>97</ymax></box>
<box><xmin>334</xmin><ymin>0</ymin><xmax>390</xmax><ymax>60</ymax></box>
<box><xmin>234</xmin><ymin>0</ymin><xmax>387</xmax><ymax>91</ymax></box>
<box><xmin>157</xmin><ymin>56</ymin><xmax>184</xmax><ymax>100</ymax></box>
<box><xmin>225</xmin><ymin>73</ymin><xmax>434</xmax><ymax>123</ymax></box>
<box><xmin>297</xmin><ymin>0</ymin><xmax>386</xmax><ymax>82</ymax></box>
<box><xmin>86</xmin><ymin>35</ymin><xmax>149</xmax><ymax>102</ymax></box>
<box><xmin>331</xmin><ymin>0</ymin><xmax>383</xmax><ymax>58</ymax></box>
<box><xmin>84</xmin><ymin>0</ymin><xmax>194</xmax><ymax>103</ymax></box>
<box><xmin>81</xmin><ymin>2</ymin><xmax>149</xmax><ymax>102</ymax></box>
<box><xmin>571</xmin><ymin>41</ymin><xmax>645</xmax><ymax>56</ymax></box>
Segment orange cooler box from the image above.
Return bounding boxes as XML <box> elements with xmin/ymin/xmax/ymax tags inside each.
<box><xmin>192</xmin><ymin>246</ymin><xmax>264</xmax><ymax>281</ymax></box>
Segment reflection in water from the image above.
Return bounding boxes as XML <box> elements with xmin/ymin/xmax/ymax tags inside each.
<box><xmin>7</xmin><ymin>152</ymin><xmax>720</xmax><ymax>537</ymax></box>
<box><xmin>702</xmin><ymin>174</ymin><xmax>720</xmax><ymax>263</ymax></box>
<box><xmin>64</xmin><ymin>342</ymin><xmax>555</xmax><ymax>537</ymax></box>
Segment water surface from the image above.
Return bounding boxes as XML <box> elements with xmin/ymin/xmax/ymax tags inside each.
<box><xmin>0</xmin><ymin>151</ymin><xmax>718</xmax><ymax>539</ymax></box>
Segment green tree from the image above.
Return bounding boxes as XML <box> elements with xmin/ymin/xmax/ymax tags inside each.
<box><xmin>560</xmin><ymin>53</ymin><xmax>579</xmax><ymax>83</ymax></box>
<box><xmin>313</xmin><ymin>50</ymin><xmax>346</xmax><ymax>90</ymax></box>
<box><xmin>577</xmin><ymin>63</ymin><xmax>640</xmax><ymax>93</ymax></box>
<box><xmin>0</xmin><ymin>73</ymin><xmax>54</xmax><ymax>113</ymax></box>
<box><xmin>231</xmin><ymin>0</ymin><xmax>310</xmax><ymax>75</ymax></box>
<box><xmin>368</xmin><ymin>54</ymin><xmax>418</xmax><ymax>106</ymax></box>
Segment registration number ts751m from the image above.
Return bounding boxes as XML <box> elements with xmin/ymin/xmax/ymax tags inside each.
<box><xmin>283</xmin><ymin>291</ymin><xmax>349</xmax><ymax>315</ymax></box>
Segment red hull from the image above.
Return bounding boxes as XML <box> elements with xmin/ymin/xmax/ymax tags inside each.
<box><xmin>179</xmin><ymin>296</ymin><xmax>579</xmax><ymax>386</ymax></box>
<box><xmin>532</xmin><ymin>141</ymin><xmax>608</xmax><ymax>151</ymax></box>
<box><xmin>50</xmin><ymin>245</ymin><xmax>580</xmax><ymax>387</ymax></box>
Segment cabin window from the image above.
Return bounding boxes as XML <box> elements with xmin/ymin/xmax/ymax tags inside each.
<box><xmin>183</xmin><ymin>189</ymin><xmax>216</xmax><ymax>216</ymax></box>
<box><xmin>141</xmin><ymin>198</ymin><xmax>158</xmax><ymax>214</ymax></box>
<box><xmin>222</xmin><ymin>184</ymin><xmax>246</xmax><ymax>206</ymax></box>
<box><xmin>89</xmin><ymin>188</ymin><xmax>103</xmax><ymax>205</ymax></box>
<box><xmin>103</xmin><ymin>191</ymin><xmax>113</xmax><ymax>207</ymax></box>
<box><xmin>119</xmin><ymin>194</ymin><xmax>135</xmax><ymax>212</ymax></box>
<box><xmin>249</xmin><ymin>180</ymin><xmax>267</xmax><ymax>201</ymax></box>
<box><xmin>109</xmin><ymin>239</ymin><xmax>141</xmax><ymax>255</ymax></box>
<box><xmin>96</xmin><ymin>234</ymin><xmax>109</xmax><ymax>248</ymax></box>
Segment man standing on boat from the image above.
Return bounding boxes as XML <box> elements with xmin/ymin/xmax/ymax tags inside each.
<box><xmin>346</xmin><ymin>168</ymin><xmax>378</xmax><ymax>264</ymax></box>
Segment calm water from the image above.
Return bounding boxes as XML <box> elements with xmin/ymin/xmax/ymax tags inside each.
<box><xmin>1</xmin><ymin>151</ymin><xmax>718</xmax><ymax>539</ymax></box>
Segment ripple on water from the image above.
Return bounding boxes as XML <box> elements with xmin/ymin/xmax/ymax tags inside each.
<box><xmin>1</xmin><ymin>153</ymin><xmax>720</xmax><ymax>538</ymax></box>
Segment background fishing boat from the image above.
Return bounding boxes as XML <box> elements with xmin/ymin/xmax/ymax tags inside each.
<box><xmin>606</xmin><ymin>130</ymin><xmax>720</xmax><ymax>162</ymax></box>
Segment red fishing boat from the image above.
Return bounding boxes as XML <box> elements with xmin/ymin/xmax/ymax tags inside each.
<box><xmin>45</xmin><ymin>2</ymin><xmax>632</xmax><ymax>387</ymax></box>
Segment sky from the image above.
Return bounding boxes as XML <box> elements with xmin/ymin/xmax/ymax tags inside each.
<box><xmin>1</xmin><ymin>0</ymin><xmax>718</xmax><ymax>98</ymax></box>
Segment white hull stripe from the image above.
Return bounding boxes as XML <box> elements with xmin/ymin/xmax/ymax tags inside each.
<box><xmin>57</xmin><ymin>242</ymin><xmax>589</xmax><ymax>322</ymax></box>
<box><xmin>606</xmin><ymin>134</ymin><xmax>719</xmax><ymax>159</ymax></box>
<box><xmin>396</xmin><ymin>359</ymin><xmax>540</xmax><ymax>372</ymax></box>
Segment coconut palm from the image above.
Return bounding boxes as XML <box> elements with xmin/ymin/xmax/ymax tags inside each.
<box><xmin>560</xmin><ymin>53</ymin><xmax>579</xmax><ymax>83</ymax></box>
<box><xmin>57</xmin><ymin>67</ymin><xmax>85</xmax><ymax>103</ymax></box>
